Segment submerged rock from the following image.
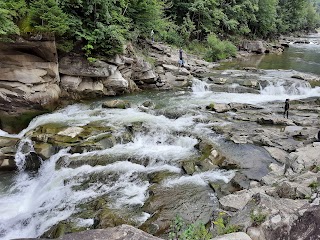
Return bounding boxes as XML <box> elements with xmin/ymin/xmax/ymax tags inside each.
<box><xmin>102</xmin><ymin>99</ymin><xmax>131</xmax><ymax>109</ymax></box>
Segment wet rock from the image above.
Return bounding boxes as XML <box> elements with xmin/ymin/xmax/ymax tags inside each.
<box><xmin>209</xmin><ymin>77</ymin><xmax>227</xmax><ymax>85</ymax></box>
<box><xmin>140</xmin><ymin>184</ymin><xmax>217</xmax><ymax>235</ymax></box>
<box><xmin>27</xmin><ymin>122</ymin><xmax>116</xmax><ymax>158</ymax></box>
<box><xmin>33</xmin><ymin>142</ymin><xmax>56</xmax><ymax>159</ymax></box>
<box><xmin>24</xmin><ymin>151</ymin><xmax>42</xmax><ymax>171</ymax></box>
<box><xmin>147</xmin><ymin>171</ymin><xmax>180</xmax><ymax>184</ymax></box>
<box><xmin>210</xmin><ymin>103</ymin><xmax>231</xmax><ymax>113</ymax></box>
<box><xmin>95</xmin><ymin>207</ymin><xmax>132</xmax><ymax>228</ymax></box>
<box><xmin>102</xmin><ymin>100</ymin><xmax>131</xmax><ymax>109</ymax></box>
<box><xmin>141</xmin><ymin>101</ymin><xmax>156</xmax><ymax>109</ymax></box>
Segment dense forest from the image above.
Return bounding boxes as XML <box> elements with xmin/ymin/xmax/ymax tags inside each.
<box><xmin>1</xmin><ymin>0</ymin><xmax>320</xmax><ymax>60</ymax></box>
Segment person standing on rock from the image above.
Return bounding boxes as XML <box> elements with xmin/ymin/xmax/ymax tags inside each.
<box><xmin>150</xmin><ymin>30</ymin><xmax>154</xmax><ymax>43</ymax></box>
<box><xmin>283</xmin><ymin>99</ymin><xmax>290</xmax><ymax>118</ymax></box>
<box><xmin>178</xmin><ymin>47</ymin><xmax>185</xmax><ymax>68</ymax></box>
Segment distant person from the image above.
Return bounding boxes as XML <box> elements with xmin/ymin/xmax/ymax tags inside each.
<box><xmin>150</xmin><ymin>30</ymin><xmax>154</xmax><ymax>43</ymax></box>
<box><xmin>178</xmin><ymin>47</ymin><xmax>184</xmax><ymax>67</ymax></box>
<box><xmin>283</xmin><ymin>99</ymin><xmax>290</xmax><ymax>118</ymax></box>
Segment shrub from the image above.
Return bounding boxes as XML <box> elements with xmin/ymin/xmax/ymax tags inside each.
<box><xmin>213</xmin><ymin>212</ymin><xmax>241</xmax><ymax>235</ymax></box>
<box><xmin>250</xmin><ymin>209</ymin><xmax>267</xmax><ymax>226</ymax></box>
<box><xmin>204</xmin><ymin>34</ymin><xmax>237</xmax><ymax>62</ymax></box>
<box><xmin>169</xmin><ymin>215</ymin><xmax>212</xmax><ymax>240</ymax></box>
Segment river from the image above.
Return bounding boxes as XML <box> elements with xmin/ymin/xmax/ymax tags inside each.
<box><xmin>0</xmin><ymin>35</ymin><xmax>320</xmax><ymax>240</ymax></box>
<box><xmin>220</xmin><ymin>33</ymin><xmax>320</xmax><ymax>75</ymax></box>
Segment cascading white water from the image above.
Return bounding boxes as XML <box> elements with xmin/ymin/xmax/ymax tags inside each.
<box><xmin>1</xmin><ymin>70</ymin><xmax>319</xmax><ymax>239</ymax></box>
<box><xmin>260</xmin><ymin>80</ymin><xmax>320</xmax><ymax>96</ymax></box>
<box><xmin>14</xmin><ymin>138</ymin><xmax>37</xmax><ymax>171</ymax></box>
<box><xmin>0</xmin><ymin>102</ymin><xmax>235</xmax><ymax>240</ymax></box>
<box><xmin>228</xmin><ymin>83</ymin><xmax>240</xmax><ymax>93</ymax></box>
<box><xmin>191</xmin><ymin>78</ymin><xmax>210</xmax><ymax>93</ymax></box>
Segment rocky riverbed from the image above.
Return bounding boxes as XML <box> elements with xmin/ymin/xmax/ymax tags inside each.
<box><xmin>0</xmin><ymin>38</ymin><xmax>320</xmax><ymax>240</ymax></box>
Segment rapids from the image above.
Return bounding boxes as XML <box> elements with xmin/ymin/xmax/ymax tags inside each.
<box><xmin>0</xmin><ymin>71</ymin><xmax>320</xmax><ymax>239</ymax></box>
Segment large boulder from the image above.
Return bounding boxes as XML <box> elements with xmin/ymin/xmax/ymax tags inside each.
<box><xmin>240</xmin><ymin>41</ymin><xmax>266</xmax><ymax>54</ymax></box>
<box><xmin>140</xmin><ymin>184</ymin><xmax>218</xmax><ymax>235</ymax></box>
<box><xmin>102</xmin><ymin>70</ymin><xmax>129</xmax><ymax>93</ymax></box>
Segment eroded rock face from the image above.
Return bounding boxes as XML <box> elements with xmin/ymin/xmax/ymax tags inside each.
<box><xmin>0</xmin><ymin>40</ymin><xmax>60</xmax><ymax>115</ymax></box>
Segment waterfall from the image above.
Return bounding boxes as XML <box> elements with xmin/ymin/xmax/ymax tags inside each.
<box><xmin>191</xmin><ymin>78</ymin><xmax>210</xmax><ymax>93</ymax></box>
<box><xmin>1</xmin><ymin>70</ymin><xmax>319</xmax><ymax>239</ymax></box>
<box><xmin>228</xmin><ymin>83</ymin><xmax>240</xmax><ymax>93</ymax></box>
<box><xmin>14</xmin><ymin>138</ymin><xmax>36</xmax><ymax>171</ymax></box>
<box><xmin>260</xmin><ymin>80</ymin><xmax>319</xmax><ymax>96</ymax></box>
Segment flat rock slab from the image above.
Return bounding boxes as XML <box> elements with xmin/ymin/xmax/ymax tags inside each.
<box><xmin>141</xmin><ymin>184</ymin><xmax>218</xmax><ymax>235</ymax></box>
<box><xmin>13</xmin><ymin>225</ymin><xmax>163</xmax><ymax>240</ymax></box>
<box><xmin>211</xmin><ymin>232</ymin><xmax>252</xmax><ymax>240</ymax></box>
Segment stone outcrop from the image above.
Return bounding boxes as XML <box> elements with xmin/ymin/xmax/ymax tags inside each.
<box><xmin>0</xmin><ymin>40</ymin><xmax>60</xmax><ymax>116</ymax></box>
<box><xmin>0</xmin><ymin>136</ymin><xmax>19</xmax><ymax>171</ymax></box>
<box><xmin>140</xmin><ymin>184</ymin><xmax>218</xmax><ymax>235</ymax></box>
<box><xmin>14</xmin><ymin>225</ymin><xmax>163</xmax><ymax>240</ymax></box>
<box><xmin>240</xmin><ymin>41</ymin><xmax>266</xmax><ymax>54</ymax></box>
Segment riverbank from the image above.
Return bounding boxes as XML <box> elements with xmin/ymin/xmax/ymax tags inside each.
<box><xmin>0</xmin><ymin>37</ymin><xmax>284</xmax><ymax>134</ymax></box>
<box><xmin>1</xmin><ymin>36</ymin><xmax>320</xmax><ymax>240</ymax></box>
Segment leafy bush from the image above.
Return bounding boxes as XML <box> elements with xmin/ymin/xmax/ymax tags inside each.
<box><xmin>213</xmin><ymin>212</ymin><xmax>241</xmax><ymax>235</ymax></box>
<box><xmin>204</xmin><ymin>34</ymin><xmax>237</xmax><ymax>62</ymax></box>
<box><xmin>169</xmin><ymin>215</ymin><xmax>212</xmax><ymax>240</ymax></box>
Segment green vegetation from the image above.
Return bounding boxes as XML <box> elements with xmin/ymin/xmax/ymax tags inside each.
<box><xmin>169</xmin><ymin>215</ymin><xmax>212</xmax><ymax>240</ymax></box>
<box><xmin>250</xmin><ymin>209</ymin><xmax>267</xmax><ymax>226</ymax></box>
<box><xmin>0</xmin><ymin>0</ymin><xmax>320</xmax><ymax>59</ymax></box>
<box><xmin>309</xmin><ymin>181</ymin><xmax>320</xmax><ymax>191</ymax></box>
<box><xmin>213</xmin><ymin>212</ymin><xmax>241</xmax><ymax>235</ymax></box>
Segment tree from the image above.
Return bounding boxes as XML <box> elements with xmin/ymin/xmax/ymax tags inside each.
<box><xmin>0</xmin><ymin>0</ymin><xmax>24</xmax><ymax>37</ymax></box>
<box><xmin>29</xmin><ymin>0</ymin><xmax>70</xmax><ymax>36</ymax></box>
<box><xmin>254</xmin><ymin>0</ymin><xmax>278</xmax><ymax>38</ymax></box>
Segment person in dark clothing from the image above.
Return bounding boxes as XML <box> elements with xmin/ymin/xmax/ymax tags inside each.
<box><xmin>283</xmin><ymin>99</ymin><xmax>290</xmax><ymax>118</ymax></box>
<box><xmin>178</xmin><ymin>47</ymin><xmax>184</xmax><ymax>67</ymax></box>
